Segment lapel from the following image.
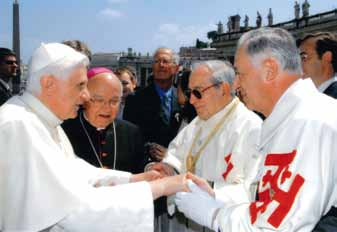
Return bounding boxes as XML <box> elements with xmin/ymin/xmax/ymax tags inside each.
<box><xmin>170</xmin><ymin>88</ymin><xmax>181</xmax><ymax>124</ymax></box>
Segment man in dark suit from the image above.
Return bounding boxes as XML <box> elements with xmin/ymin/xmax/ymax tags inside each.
<box><xmin>297</xmin><ymin>32</ymin><xmax>337</xmax><ymax>98</ymax></box>
<box><xmin>123</xmin><ymin>47</ymin><xmax>182</xmax><ymax>231</ymax></box>
<box><xmin>0</xmin><ymin>48</ymin><xmax>18</xmax><ymax>106</ymax></box>
<box><xmin>298</xmin><ymin>32</ymin><xmax>337</xmax><ymax>231</ymax></box>
<box><xmin>62</xmin><ymin>67</ymin><xmax>146</xmax><ymax>174</ymax></box>
<box><xmin>124</xmin><ymin>47</ymin><xmax>182</xmax><ymax>150</ymax></box>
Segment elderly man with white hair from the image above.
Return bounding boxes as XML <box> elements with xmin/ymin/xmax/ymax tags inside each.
<box><xmin>148</xmin><ymin>60</ymin><xmax>262</xmax><ymax>231</ymax></box>
<box><xmin>0</xmin><ymin>43</ymin><xmax>188</xmax><ymax>232</ymax></box>
<box><xmin>175</xmin><ymin>27</ymin><xmax>337</xmax><ymax>232</ymax></box>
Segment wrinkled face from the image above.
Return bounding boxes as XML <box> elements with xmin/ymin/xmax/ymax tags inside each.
<box><xmin>53</xmin><ymin>66</ymin><xmax>89</xmax><ymax>120</ymax></box>
<box><xmin>152</xmin><ymin>49</ymin><xmax>178</xmax><ymax>81</ymax></box>
<box><xmin>118</xmin><ymin>72</ymin><xmax>136</xmax><ymax>100</ymax></box>
<box><xmin>188</xmin><ymin>65</ymin><xmax>225</xmax><ymax>120</ymax></box>
<box><xmin>84</xmin><ymin>74</ymin><xmax>122</xmax><ymax>129</ymax></box>
<box><xmin>299</xmin><ymin>38</ymin><xmax>323</xmax><ymax>81</ymax></box>
<box><xmin>0</xmin><ymin>55</ymin><xmax>18</xmax><ymax>79</ymax></box>
<box><xmin>234</xmin><ymin>46</ymin><xmax>265</xmax><ymax>112</ymax></box>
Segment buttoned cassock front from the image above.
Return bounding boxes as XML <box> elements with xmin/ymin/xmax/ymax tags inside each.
<box><xmin>212</xmin><ymin>79</ymin><xmax>337</xmax><ymax>231</ymax></box>
<box><xmin>0</xmin><ymin>93</ymin><xmax>154</xmax><ymax>232</ymax></box>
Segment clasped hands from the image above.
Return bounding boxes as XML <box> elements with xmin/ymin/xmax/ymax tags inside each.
<box><xmin>148</xmin><ymin>169</ymin><xmax>223</xmax><ymax>231</ymax></box>
<box><xmin>135</xmin><ymin>163</ymin><xmax>223</xmax><ymax>230</ymax></box>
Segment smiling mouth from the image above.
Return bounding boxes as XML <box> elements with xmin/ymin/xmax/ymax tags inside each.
<box><xmin>99</xmin><ymin>114</ymin><xmax>111</xmax><ymax>119</ymax></box>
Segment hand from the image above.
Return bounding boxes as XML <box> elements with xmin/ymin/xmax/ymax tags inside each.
<box><xmin>130</xmin><ymin>170</ymin><xmax>162</xmax><ymax>183</ymax></box>
<box><xmin>149</xmin><ymin>174</ymin><xmax>189</xmax><ymax>200</ymax></box>
<box><xmin>175</xmin><ymin>180</ymin><xmax>223</xmax><ymax>230</ymax></box>
<box><xmin>186</xmin><ymin>172</ymin><xmax>215</xmax><ymax>197</ymax></box>
<box><xmin>149</xmin><ymin>143</ymin><xmax>167</xmax><ymax>161</ymax></box>
<box><xmin>147</xmin><ymin>162</ymin><xmax>175</xmax><ymax>177</ymax></box>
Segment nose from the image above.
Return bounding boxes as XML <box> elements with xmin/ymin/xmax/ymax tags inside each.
<box><xmin>233</xmin><ymin>75</ymin><xmax>240</xmax><ymax>89</ymax></box>
<box><xmin>189</xmin><ymin>92</ymin><xmax>198</xmax><ymax>105</ymax></box>
<box><xmin>81</xmin><ymin>87</ymin><xmax>90</xmax><ymax>102</ymax></box>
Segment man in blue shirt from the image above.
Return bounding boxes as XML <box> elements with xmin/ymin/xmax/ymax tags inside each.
<box><xmin>124</xmin><ymin>47</ymin><xmax>182</xmax><ymax>232</ymax></box>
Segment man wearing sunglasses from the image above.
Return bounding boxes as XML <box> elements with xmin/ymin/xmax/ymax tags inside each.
<box><xmin>0</xmin><ymin>47</ymin><xmax>18</xmax><ymax>106</ymax></box>
<box><xmin>147</xmin><ymin>60</ymin><xmax>262</xmax><ymax>231</ymax></box>
<box><xmin>175</xmin><ymin>27</ymin><xmax>337</xmax><ymax>232</ymax></box>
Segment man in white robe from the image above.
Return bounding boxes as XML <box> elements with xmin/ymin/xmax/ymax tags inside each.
<box><xmin>148</xmin><ymin>60</ymin><xmax>262</xmax><ymax>231</ymax></box>
<box><xmin>0</xmin><ymin>43</ymin><xmax>188</xmax><ymax>232</ymax></box>
<box><xmin>175</xmin><ymin>27</ymin><xmax>337</xmax><ymax>231</ymax></box>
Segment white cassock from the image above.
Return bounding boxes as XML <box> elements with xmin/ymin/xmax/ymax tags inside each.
<box><xmin>178</xmin><ymin>78</ymin><xmax>337</xmax><ymax>231</ymax></box>
<box><xmin>163</xmin><ymin>97</ymin><xmax>262</xmax><ymax>188</ymax></box>
<box><xmin>0</xmin><ymin>92</ymin><xmax>154</xmax><ymax>232</ymax></box>
<box><xmin>162</xmin><ymin>97</ymin><xmax>262</xmax><ymax>231</ymax></box>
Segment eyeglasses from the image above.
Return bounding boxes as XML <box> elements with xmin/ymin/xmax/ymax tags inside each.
<box><xmin>1</xmin><ymin>60</ymin><xmax>17</xmax><ymax>65</ymax></box>
<box><xmin>90</xmin><ymin>97</ymin><xmax>121</xmax><ymax>107</ymax></box>
<box><xmin>121</xmin><ymin>80</ymin><xmax>130</xmax><ymax>86</ymax></box>
<box><xmin>184</xmin><ymin>84</ymin><xmax>219</xmax><ymax>100</ymax></box>
<box><xmin>153</xmin><ymin>59</ymin><xmax>173</xmax><ymax>66</ymax></box>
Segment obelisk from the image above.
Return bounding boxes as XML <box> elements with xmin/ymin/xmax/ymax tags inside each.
<box><xmin>12</xmin><ymin>0</ymin><xmax>20</xmax><ymax>93</ymax></box>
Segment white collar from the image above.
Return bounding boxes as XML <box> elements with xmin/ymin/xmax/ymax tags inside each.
<box><xmin>317</xmin><ymin>74</ymin><xmax>337</xmax><ymax>93</ymax></box>
<box><xmin>20</xmin><ymin>92</ymin><xmax>62</xmax><ymax>128</ymax></box>
<box><xmin>260</xmin><ymin>78</ymin><xmax>317</xmax><ymax>148</ymax></box>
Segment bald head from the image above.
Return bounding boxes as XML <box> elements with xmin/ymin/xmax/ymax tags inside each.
<box><xmin>84</xmin><ymin>72</ymin><xmax>122</xmax><ymax>129</ymax></box>
<box><xmin>88</xmin><ymin>72</ymin><xmax>122</xmax><ymax>98</ymax></box>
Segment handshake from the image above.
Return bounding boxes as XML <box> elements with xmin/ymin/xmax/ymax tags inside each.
<box><xmin>133</xmin><ymin>163</ymin><xmax>226</xmax><ymax>231</ymax></box>
<box><xmin>149</xmin><ymin>172</ymin><xmax>223</xmax><ymax>231</ymax></box>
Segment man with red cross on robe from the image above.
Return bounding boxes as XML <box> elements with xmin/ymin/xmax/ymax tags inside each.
<box><xmin>175</xmin><ymin>27</ymin><xmax>337</xmax><ymax>231</ymax></box>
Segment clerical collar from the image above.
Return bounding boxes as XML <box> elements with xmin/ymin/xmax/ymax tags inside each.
<box><xmin>82</xmin><ymin>111</ymin><xmax>106</xmax><ymax>131</ymax></box>
<box><xmin>318</xmin><ymin>74</ymin><xmax>337</xmax><ymax>93</ymax></box>
<box><xmin>20</xmin><ymin>92</ymin><xmax>62</xmax><ymax>128</ymax></box>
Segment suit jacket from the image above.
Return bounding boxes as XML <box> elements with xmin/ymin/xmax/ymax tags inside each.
<box><xmin>124</xmin><ymin>82</ymin><xmax>182</xmax><ymax>216</ymax></box>
<box><xmin>124</xmin><ymin>82</ymin><xmax>182</xmax><ymax>147</ymax></box>
<box><xmin>62</xmin><ymin>112</ymin><xmax>146</xmax><ymax>174</ymax></box>
<box><xmin>0</xmin><ymin>79</ymin><xmax>12</xmax><ymax>106</ymax></box>
<box><xmin>323</xmin><ymin>81</ymin><xmax>337</xmax><ymax>99</ymax></box>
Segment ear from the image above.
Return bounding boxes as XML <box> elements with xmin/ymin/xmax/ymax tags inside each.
<box><xmin>262</xmin><ymin>58</ymin><xmax>279</xmax><ymax>82</ymax></box>
<box><xmin>40</xmin><ymin>75</ymin><xmax>56</xmax><ymax>95</ymax></box>
<box><xmin>221</xmin><ymin>82</ymin><xmax>231</xmax><ymax>96</ymax></box>
<box><xmin>172</xmin><ymin>64</ymin><xmax>180</xmax><ymax>74</ymax></box>
<box><xmin>322</xmin><ymin>51</ymin><xmax>332</xmax><ymax>63</ymax></box>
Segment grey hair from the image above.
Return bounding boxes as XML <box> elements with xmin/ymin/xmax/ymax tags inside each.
<box><xmin>237</xmin><ymin>27</ymin><xmax>302</xmax><ymax>74</ymax></box>
<box><xmin>154</xmin><ymin>47</ymin><xmax>180</xmax><ymax>64</ymax></box>
<box><xmin>26</xmin><ymin>56</ymin><xmax>89</xmax><ymax>94</ymax></box>
<box><xmin>192</xmin><ymin>60</ymin><xmax>236</xmax><ymax>96</ymax></box>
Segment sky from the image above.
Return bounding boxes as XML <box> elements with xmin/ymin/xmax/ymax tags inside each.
<box><xmin>0</xmin><ymin>0</ymin><xmax>336</xmax><ymax>63</ymax></box>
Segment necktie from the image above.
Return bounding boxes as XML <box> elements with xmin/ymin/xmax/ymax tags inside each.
<box><xmin>162</xmin><ymin>94</ymin><xmax>170</xmax><ymax>124</ymax></box>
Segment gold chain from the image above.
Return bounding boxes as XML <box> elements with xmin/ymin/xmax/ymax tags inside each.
<box><xmin>186</xmin><ymin>98</ymin><xmax>240</xmax><ymax>173</ymax></box>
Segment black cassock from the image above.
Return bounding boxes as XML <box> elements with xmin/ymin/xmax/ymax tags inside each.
<box><xmin>62</xmin><ymin>111</ymin><xmax>146</xmax><ymax>174</ymax></box>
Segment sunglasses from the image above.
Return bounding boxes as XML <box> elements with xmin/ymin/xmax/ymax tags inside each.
<box><xmin>1</xmin><ymin>60</ymin><xmax>17</xmax><ymax>65</ymax></box>
<box><xmin>184</xmin><ymin>83</ymin><xmax>218</xmax><ymax>99</ymax></box>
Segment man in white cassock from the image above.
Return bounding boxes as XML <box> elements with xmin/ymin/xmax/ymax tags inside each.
<box><xmin>148</xmin><ymin>60</ymin><xmax>262</xmax><ymax>231</ymax></box>
<box><xmin>175</xmin><ymin>27</ymin><xmax>337</xmax><ymax>231</ymax></box>
<box><xmin>0</xmin><ymin>43</ymin><xmax>188</xmax><ymax>232</ymax></box>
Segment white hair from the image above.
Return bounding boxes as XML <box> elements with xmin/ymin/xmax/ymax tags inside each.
<box><xmin>153</xmin><ymin>47</ymin><xmax>180</xmax><ymax>64</ymax></box>
<box><xmin>192</xmin><ymin>60</ymin><xmax>236</xmax><ymax>96</ymax></box>
<box><xmin>26</xmin><ymin>43</ymin><xmax>89</xmax><ymax>94</ymax></box>
<box><xmin>237</xmin><ymin>27</ymin><xmax>302</xmax><ymax>74</ymax></box>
